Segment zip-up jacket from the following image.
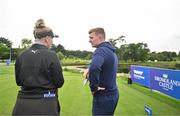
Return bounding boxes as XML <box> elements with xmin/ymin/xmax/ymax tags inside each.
<box><xmin>89</xmin><ymin>42</ymin><xmax>118</xmax><ymax>93</ymax></box>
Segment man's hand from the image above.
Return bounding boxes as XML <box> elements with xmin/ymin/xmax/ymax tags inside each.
<box><xmin>83</xmin><ymin>68</ymin><xmax>89</xmax><ymax>85</ymax></box>
<box><xmin>83</xmin><ymin>68</ymin><xmax>89</xmax><ymax>79</ymax></box>
<box><xmin>97</xmin><ymin>87</ymin><xmax>105</xmax><ymax>91</ymax></box>
<box><xmin>92</xmin><ymin>87</ymin><xmax>105</xmax><ymax>95</ymax></box>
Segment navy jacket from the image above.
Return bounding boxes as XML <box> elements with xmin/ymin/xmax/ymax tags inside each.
<box><xmin>89</xmin><ymin>42</ymin><xmax>118</xmax><ymax>93</ymax></box>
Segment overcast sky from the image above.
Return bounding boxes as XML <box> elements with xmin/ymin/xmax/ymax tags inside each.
<box><xmin>1</xmin><ymin>0</ymin><xmax>180</xmax><ymax>53</ymax></box>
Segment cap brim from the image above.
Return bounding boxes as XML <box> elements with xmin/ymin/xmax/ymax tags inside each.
<box><xmin>53</xmin><ymin>34</ymin><xmax>59</xmax><ymax>38</ymax></box>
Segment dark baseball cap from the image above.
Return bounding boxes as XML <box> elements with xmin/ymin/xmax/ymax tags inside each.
<box><xmin>34</xmin><ymin>30</ymin><xmax>59</xmax><ymax>39</ymax></box>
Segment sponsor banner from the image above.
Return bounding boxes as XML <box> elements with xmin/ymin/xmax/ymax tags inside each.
<box><xmin>150</xmin><ymin>68</ymin><xmax>180</xmax><ymax>100</ymax></box>
<box><xmin>131</xmin><ymin>65</ymin><xmax>150</xmax><ymax>88</ymax></box>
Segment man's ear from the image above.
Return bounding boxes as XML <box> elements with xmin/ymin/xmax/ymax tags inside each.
<box><xmin>99</xmin><ymin>35</ymin><xmax>103</xmax><ymax>40</ymax></box>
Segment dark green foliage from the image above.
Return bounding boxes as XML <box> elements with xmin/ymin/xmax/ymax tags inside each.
<box><xmin>51</xmin><ymin>44</ymin><xmax>65</xmax><ymax>54</ymax></box>
<box><xmin>0</xmin><ymin>37</ymin><xmax>12</xmax><ymax>60</ymax></box>
<box><xmin>0</xmin><ymin>37</ymin><xmax>12</xmax><ymax>47</ymax></box>
<box><xmin>114</xmin><ymin>42</ymin><xmax>150</xmax><ymax>62</ymax></box>
<box><xmin>0</xmin><ymin>43</ymin><xmax>10</xmax><ymax>60</ymax></box>
<box><xmin>1</xmin><ymin>37</ymin><xmax>179</xmax><ymax>64</ymax></box>
<box><xmin>57</xmin><ymin>51</ymin><xmax>64</xmax><ymax>60</ymax></box>
<box><xmin>175</xmin><ymin>63</ymin><xmax>180</xmax><ymax>70</ymax></box>
<box><xmin>149</xmin><ymin>51</ymin><xmax>177</xmax><ymax>61</ymax></box>
<box><xmin>50</xmin><ymin>44</ymin><xmax>92</xmax><ymax>60</ymax></box>
<box><xmin>21</xmin><ymin>38</ymin><xmax>32</xmax><ymax>48</ymax></box>
<box><xmin>117</xmin><ymin>62</ymin><xmax>180</xmax><ymax>73</ymax></box>
<box><xmin>64</xmin><ymin>50</ymin><xmax>92</xmax><ymax>60</ymax></box>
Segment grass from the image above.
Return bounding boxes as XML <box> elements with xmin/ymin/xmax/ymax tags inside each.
<box><xmin>0</xmin><ymin>65</ymin><xmax>180</xmax><ymax>116</ymax></box>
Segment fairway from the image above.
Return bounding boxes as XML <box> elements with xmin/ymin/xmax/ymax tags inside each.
<box><xmin>0</xmin><ymin>64</ymin><xmax>180</xmax><ymax>116</ymax></box>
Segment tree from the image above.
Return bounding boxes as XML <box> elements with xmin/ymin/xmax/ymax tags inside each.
<box><xmin>108</xmin><ymin>35</ymin><xmax>126</xmax><ymax>60</ymax></box>
<box><xmin>0</xmin><ymin>43</ymin><xmax>10</xmax><ymax>60</ymax></box>
<box><xmin>64</xmin><ymin>50</ymin><xmax>92</xmax><ymax>59</ymax></box>
<box><xmin>137</xmin><ymin>43</ymin><xmax>150</xmax><ymax>62</ymax></box>
<box><xmin>0</xmin><ymin>37</ymin><xmax>12</xmax><ymax>47</ymax></box>
<box><xmin>158</xmin><ymin>51</ymin><xmax>177</xmax><ymax>61</ymax></box>
<box><xmin>57</xmin><ymin>44</ymin><xmax>66</xmax><ymax>53</ymax></box>
<box><xmin>50</xmin><ymin>44</ymin><xmax>57</xmax><ymax>52</ymax></box>
<box><xmin>121</xmin><ymin>43</ymin><xmax>150</xmax><ymax>62</ymax></box>
<box><xmin>50</xmin><ymin>44</ymin><xmax>66</xmax><ymax>53</ymax></box>
<box><xmin>57</xmin><ymin>52</ymin><xmax>64</xmax><ymax>60</ymax></box>
<box><xmin>148</xmin><ymin>51</ymin><xmax>177</xmax><ymax>61</ymax></box>
<box><xmin>171</xmin><ymin>52</ymin><xmax>177</xmax><ymax>57</ymax></box>
<box><xmin>21</xmin><ymin>38</ymin><xmax>32</xmax><ymax>48</ymax></box>
<box><xmin>118</xmin><ymin>44</ymin><xmax>128</xmax><ymax>61</ymax></box>
<box><xmin>149</xmin><ymin>52</ymin><xmax>159</xmax><ymax>61</ymax></box>
<box><xmin>108</xmin><ymin>35</ymin><xmax>126</xmax><ymax>48</ymax></box>
<box><xmin>0</xmin><ymin>37</ymin><xmax>12</xmax><ymax>61</ymax></box>
<box><xmin>11</xmin><ymin>48</ymin><xmax>24</xmax><ymax>60</ymax></box>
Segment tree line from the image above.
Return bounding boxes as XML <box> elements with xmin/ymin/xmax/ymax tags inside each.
<box><xmin>0</xmin><ymin>37</ymin><xmax>92</xmax><ymax>61</ymax></box>
<box><xmin>0</xmin><ymin>37</ymin><xmax>180</xmax><ymax>62</ymax></box>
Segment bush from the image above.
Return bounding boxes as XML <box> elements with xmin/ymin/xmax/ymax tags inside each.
<box><xmin>57</xmin><ymin>52</ymin><xmax>64</xmax><ymax>60</ymax></box>
<box><xmin>61</xmin><ymin>58</ymin><xmax>90</xmax><ymax>66</ymax></box>
<box><xmin>175</xmin><ymin>63</ymin><xmax>180</xmax><ymax>70</ymax></box>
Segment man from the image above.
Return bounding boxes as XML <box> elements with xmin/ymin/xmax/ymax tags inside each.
<box><xmin>83</xmin><ymin>27</ymin><xmax>119</xmax><ymax>115</ymax></box>
<box><xmin>12</xmin><ymin>19</ymin><xmax>64</xmax><ymax>115</ymax></box>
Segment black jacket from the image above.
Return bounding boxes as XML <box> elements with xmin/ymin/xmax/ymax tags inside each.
<box><xmin>15</xmin><ymin>44</ymin><xmax>64</xmax><ymax>93</ymax></box>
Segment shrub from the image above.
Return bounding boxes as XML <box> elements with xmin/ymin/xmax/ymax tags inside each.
<box><xmin>57</xmin><ymin>52</ymin><xmax>64</xmax><ymax>60</ymax></box>
<box><xmin>175</xmin><ymin>63</ymin><xmax>180</xmax><ymax>70</ymax></box>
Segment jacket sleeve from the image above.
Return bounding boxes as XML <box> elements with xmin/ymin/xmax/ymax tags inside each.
<box><xmin>50</xmin><ymin>53</ymin><xmax>64</xmax><ymax>88</ymax></box>
<box><xmin>15</xmin><ymin>56</ymin><xmax>21</xmax><ymax>86</ymax></box>
<box><xmin>89</xmin><ymin>48</ymin><xmax>105</xmax><ymax>92</ymax></box>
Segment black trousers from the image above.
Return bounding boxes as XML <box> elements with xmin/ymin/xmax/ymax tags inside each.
<box><xmin>92</xmin><ymin>90</ymin><xmax>119</xmax><ymax>116</ymax></box>
<box><xmin>12</xmin><ymin>92</ymin><xmax>60</xmax><ymax>116</ymax></box>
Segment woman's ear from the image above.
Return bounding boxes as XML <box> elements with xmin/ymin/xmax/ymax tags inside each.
<box><xmin>44</xmin><ymin>37</ymin><xmax>49</xmax><ymax>43</ymax></box>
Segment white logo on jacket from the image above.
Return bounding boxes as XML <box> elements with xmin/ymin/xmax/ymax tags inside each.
<box><xmin>31</xmin><ymin>50</ymin><xmax>38</xmax><ymax>54</ymax></box>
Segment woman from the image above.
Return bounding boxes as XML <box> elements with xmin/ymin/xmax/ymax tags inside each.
<box><xmin>12</xmin><ymin>19</ymin><xmax>64</xmax><ymax>115</ymax></box>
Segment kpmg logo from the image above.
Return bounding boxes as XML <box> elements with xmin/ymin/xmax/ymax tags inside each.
<box><xmin>154</xmin><ymin>73</ymin><xmax>180</xmax><ymax>91</ymax></box>
<box><xmin>133</xmin><ymin>70</ymin><xmax>145</xmax><ymax>80</ymax></box>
